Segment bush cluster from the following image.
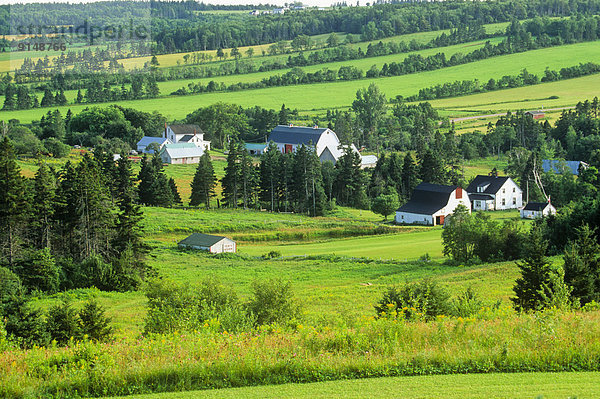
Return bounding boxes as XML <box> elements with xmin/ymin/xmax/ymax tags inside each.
<box><xmin>144</xmin><ymin>277</ymin><xmax>301</xmax><ymax>335</ymax></box>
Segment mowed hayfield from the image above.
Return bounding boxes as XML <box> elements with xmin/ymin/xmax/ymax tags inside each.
<box><xmin>117</xmin><ymin>371</ymin><xmax>600</xmax><ymax>399</ymax></box>
<box><xmin>4</xmin><ymin>40</ymin><xmax>600</xmax><ymax>123</ymax></box>
<box><xmin>1</xmin><ymin>20</ymin><xmax>511</xmax><ymax>73</ymax></box>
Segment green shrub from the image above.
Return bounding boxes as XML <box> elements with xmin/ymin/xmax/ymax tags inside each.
<box><xmin>375</xmin><ymin>279</ymin><xmax>451</xmax><ymax>320</ymax></box>
<box><xmin>144</xmin><ymin>277</ymin><xmax>246</xmax><ymax>334</ymax></box>
<box><xmin>0</xmin><ymin>267</ymin><xmax>23</xmax><ymax>311</ymax></box>
<box><xmin>246</xmin><ymin>279</ymin><xmax>301</xmax><ymax>325</ymax></box>
<box><xmin>262</xmin><ymin>250</ymin><xmax>281</xmax><ymax>259</ymax></box>
<box><xmin>452</xmin><ymin>287</ymin><xmax>483</xmax><ymax>317</ymax></box>
<box><xmin>46</xmin><ymin>299</ymin><xmax>81</xmax><ymax>345</ymax></box>
<box><xmin>3</xmin><ymin>296</ymin><xmax>48</xmax><ymax>348</ymax></box>
<box><xmin>78</xmin><ymin>300</ymin><xmax>113</xmax><ymax>342</ymax></box>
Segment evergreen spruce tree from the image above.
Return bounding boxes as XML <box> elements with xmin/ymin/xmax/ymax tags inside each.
<box><xmin>55</xmin><ymin>161</ymin><xmax>79</xmax><ymax>258</ymax></box>
<box><xmin>75</xmin><ymin>90</ymin><xmax>83</xmax><ymax>104</ymax></box>
<box><xmin>512</xmin><ymin>227</ymin><xmax>563</xmax><ymax>312</ymax></box>
<box><xmin>332</xmin><ymin>147</ymin><xmax>364</xmax><ymax>207</ymax></box>
<box><xmin>78</xmin><ymin>299</ymin><xmax>113</xmax><ymax>342</ymax></box>
<box><xmin>2</xmin><ymin>84</ymin><xmax>15</xmax><ymax>110</ymax></box>
<box><xmin>169</xmin><ymin>178</ymin><xmax>182</xmax><ymax>205</ymax></box>
<box><xmin>113</xmin><ymin>155</ymin><xmax>148</xmax><ymax>289</ymax></box>
<box><xmin>222</xmin><ymin>143</ymin><xmax>241</xmax><ymax>208</ymax></box>
<box><xmin>0</xmin><ymin>137</ymin><xmax>30</xmax><ymax>267</ymax></box>
<box><xmin>40</xmin><ymin>88</ymin><xmax>54</xmax><ymax>107</ymax></box>
<box><xmin>401</xmin><ymin>153</ymin><xmax>420</xmax><ymax>199</ymax></box>
<box><xmin>190</xmin><ymin>151</ymin><xmax>216</xmax><ymax>208</ymax></box>
<box><xmin>16</xmin><ymin>86</ymin><xmax>32</xmax><ymax>109</ymax></box>
<box><xmin>419</xmin><ymin>149</ymin><xmax>446</xmax><ymax>184</ymax></box>
<box><xmin>73</xmin><ymin>155</ymin><xmax>115</xmax><ymax>260</ymax></box>
<box><xmin>563</xmin><ymin>224</ymin><xmax>600</xmax><ymax>305</ymax></box>
<box><xmin>259</xmin><ymin>142</ymin><xmax>282</xmax><ymax>211</ymax></box>
<box><xmin>239</xmin><ymin>143</ymin><xmax>259</xmax><ymax>209</ymax></box>
<box><xmin>149</xmin><ymin>154</ymin><xmax>173</xmax><ymax>207</ymax></box>
<box><xmin>32</xmin><ymin>163</ymin><xmax>56</xmax><ymax>249</ymax></box>
<box><xmin>137</xmin><ymin>155</ymin><xmax>156</xmax><ymax>206</ymax></box>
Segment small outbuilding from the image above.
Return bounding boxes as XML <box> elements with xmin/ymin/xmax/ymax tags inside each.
<box><xmin>520</xmin><ymin>202</ymin><xmax>557</xmax><ymax>219</ymax></box>
<box><xmin>525</xmin><ymin>110</ymin><xmax>545</xmax><ymax>120</ymax></box>
<box><xmin>178</xmin><ymin>233</ymin><xmax>236</xmax><ymax>253</ymax></box>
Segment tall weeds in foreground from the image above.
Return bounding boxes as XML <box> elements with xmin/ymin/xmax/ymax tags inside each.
<box><xmin>1</xmin><ymin>309</ymin><xmax>600</xmax><ymax>398</ymax></box>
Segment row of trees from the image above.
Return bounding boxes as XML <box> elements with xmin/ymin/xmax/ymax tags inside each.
<box><xmin>407</xmin><ymin>63</ymin><xmax>600</xmax><ymax>102</ymax></box>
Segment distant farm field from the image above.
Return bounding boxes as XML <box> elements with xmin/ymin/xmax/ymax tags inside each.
<box><xmin>4</xmin><ymin>40</ymin><xmax>600</xmax><ymax>123</ymax></box>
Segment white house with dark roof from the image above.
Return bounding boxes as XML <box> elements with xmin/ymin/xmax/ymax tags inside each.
<box><xmin>159</xmin><ymin>143</ymin><xmax>205</xmax><ymax>164</ymax></box>
<box><xmin>520</xmin><ymin>202</ymin><xmax>557</xmax><ymax>219</ymax></box>
<box><xmin>164</xmin><ymin>124</ymin><xmax>211</xmax><ymax>150</ymax></box>
<box><xmin>466</xmin><ymin>175</ymin><xmax>522</xmax><ymax>211</ymax></box>
<box><xmin>136</xmin><ymin>136</ymin><xmax>171</xmax><ymax>154</ymax></box>
<box><xmin>178</xmin><ymin>233</ymin><xmax>236</xmax><ymax>253</ymax></box>
<box><xmin>268</xmin><ymin>124</ymin><xmax>362</xmax><ymax>164</ymax></box>
<box><xmin>395</xmin><ymin>183</ymin><xmax>471</xmax><ymax>226</ymax></box>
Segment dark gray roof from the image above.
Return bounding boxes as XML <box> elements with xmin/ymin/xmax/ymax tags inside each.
<box><xmin>269</xmin><ymin>125</ymin><xmax>329</xmax><ymax>145</ymax></box>
<box><xmin>526</xmin><ymin>110</ymin><xmax>545</xmax><ymax>115</ymax></box>
<box><xmin>466</xmin><ymin>175</ymin><xmax>510</xmax><ymax>195</ymax></box>
<box><xmin>469</xmin><ymin>193</ymin><xmax>494</xmax><ymax>201</ymax></box>
<box><xmin>179</xmin><ymin>134</ymin><xmax>195</xmax><ymax>142</ymax></box>
<box><xmin>169</xmin><ymin>124</ymin><xmax>203</xmax><ymax>135</ymax></box>
<box><xmin>523</xmin><ymin>202</ymin><xmax>550</xmax><ymax>211</ymax></box>
<box><xmin>178</xmin><ymin>233</ymin><xmax>230</xmax><ymax>247</ymax></box>
<box><xmin>397</xmin><ymin>182</ymin><xmax>458</xmax><ymax>215</ymax></box>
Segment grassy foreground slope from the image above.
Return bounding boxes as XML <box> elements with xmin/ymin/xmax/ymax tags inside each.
<box><xmin>4</xmin><ymin>40</ymin><xmax>600</xmax><ymax>122</ymax></box>
<box><xmin>118</xmin><ymin>371</ymin><xmax>600</xmax><ymax>399</ymax></box>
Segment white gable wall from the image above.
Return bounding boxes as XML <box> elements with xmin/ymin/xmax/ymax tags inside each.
<box><xmin>493</xmin><ymin>178</ymin><xmax>523</xmax><ymax>210</ymax></box>
<box><xmin>395</xmin><ymin>212</ymin><xmax>434</xmax><ymax>225</ymax></box>
<box><xmin>209</xmin><ymin>238</ymin><xmax>237</xmax><ymax>253</ymax></box>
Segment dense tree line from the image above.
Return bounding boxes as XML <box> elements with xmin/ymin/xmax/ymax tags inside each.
<box><xmin>149</xmin><ymin>0</ymin><xmax>600</xmax><ymax>53</ymax></box>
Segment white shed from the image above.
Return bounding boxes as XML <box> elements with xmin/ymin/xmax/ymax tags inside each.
<box><xmin>520</xmin><ymin>202</ymin><xmax>557</xmax><ymax>219</ymax></box>
<box><xmin>160</xmin><ymin>143</ymin><xmax>205</xmax><ymax>164</ymax></box>
<box><xmin>178</xmin><ymin>233</ymin><xmax>236</xmax><ymax>253</ymax></box>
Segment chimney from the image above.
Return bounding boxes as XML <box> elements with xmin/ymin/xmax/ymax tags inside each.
<box><xmin>289</xmin><ymin>123</ymin><xmax>293</xmax><ymax>127</ymax></box>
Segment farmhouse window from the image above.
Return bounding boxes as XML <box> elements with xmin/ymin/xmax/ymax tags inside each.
<box><xmin>502</xmin><ymin>198</ymin><xmax>506</xmax><ymax>206</ymax></box>
<box><xmin>513</xmin><ymin>198</ymin><xmax>516</xmax><ymax>205</ymax></box>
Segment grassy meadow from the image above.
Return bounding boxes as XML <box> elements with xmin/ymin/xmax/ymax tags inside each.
<box><xmin>119</xmin><ymin>371</ymin><xmax>600</xmax><ymax>399</ymax></box>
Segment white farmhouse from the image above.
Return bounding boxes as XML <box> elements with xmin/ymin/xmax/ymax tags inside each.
<box><xmin>466</xmin><ymin>175</ymin><xmax>522</xmax><ymax>211</ymax></box>
<box><xmin>159</xmin><ymin>143</ymin><xmax>205</xmax><ymax>164</ymax></box>
<box><xmin>520</xmin><ymin>202</ymin><xmax>557</xmax><ymax>219</ymax></box>
<box><xmin>395</xmin><ymin>183</ymin><xmax>471</xmax><ymax>226</ymax></box>
<box><xmin>164</xmin><ymin>124</ymin><xmax>211</xmax><ymax>150</ymax></box>
<box><xmin>178</xmin><ymin>233</ymin><xmax>236</xmax><ymax>253</ymax></box>
<box><xmin>268</xmin><ymin>124</ymin><xmax>361</xmax><ymax>164</ymax></box>
<box><xmin>136</xmin><ymin>136</ymin><xmax>171</xmax><ymax>154</ymax></box>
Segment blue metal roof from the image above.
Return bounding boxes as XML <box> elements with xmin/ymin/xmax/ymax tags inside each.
<box><xmin>137</xmin><ymin>136</ymin><xmax>169</xmax><ymax>146</ymax></box>
<box><xmin>542</xmin><ymin>160</ymin><xmax>585</xmax><ymax>175</ymax></box>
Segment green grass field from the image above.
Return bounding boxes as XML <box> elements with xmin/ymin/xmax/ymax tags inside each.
<box><xmin>118</xmin><ymin>371</ymin><xmax>600</xmax><ymax>399</ymax></box>
<box><xmin>5</xmin><ymin>40</ymin><xmax>600</xmax><ymax>123</ymax></box>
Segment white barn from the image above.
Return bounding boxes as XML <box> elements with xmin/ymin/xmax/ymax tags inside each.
<box><xmin>521</xmin><ymin>202</ymin><xmax>557</xmax><ymax>219</ymax></box>
<box><xmin>268</xmin><ymin>125</ymin><xmax>360</xmax><ymax>164</ymax></box>
<box><xmin>466</xmin><ymin>175</ymin><xmax>523</xmax><ymax>211</ymax></box>
<box><xmin>164</xmin><ymin>124</ymin><xmax>211</xmax><ymax>150</ymax></box>
<box><xmin>159</xmin><ymin>143</ymin><xmax>205</xmax><ymax>164</ymax></box>
<box><xmin>178</xmin><ymin>233</ymin><xmax>236</xmax><ymax>253</ymax></box>
<box><xmin>395</xmin><ymin>183</ymin><xmax>471</xmax><ymax>226</ymax></box>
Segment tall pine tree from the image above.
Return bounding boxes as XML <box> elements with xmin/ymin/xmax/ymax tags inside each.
<box><xmin>190</xmin><ymin>151</ymin><xmax>216</xmax><ymax>208</ymax></box>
